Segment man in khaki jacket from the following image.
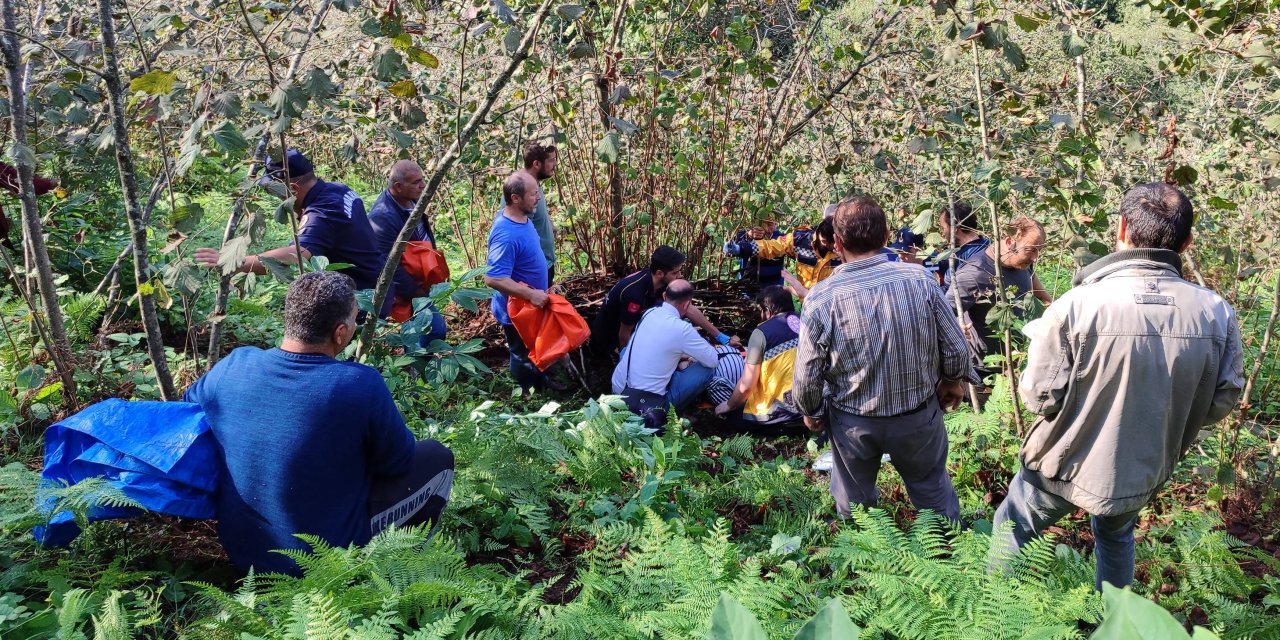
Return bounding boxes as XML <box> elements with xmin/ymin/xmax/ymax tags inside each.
<box><xmin>991</xmin><ymin>182</ymin><xmax>1243</xmax><ymax>591</ymax></box>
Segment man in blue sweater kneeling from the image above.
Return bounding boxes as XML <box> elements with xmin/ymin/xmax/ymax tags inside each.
<box><xmin>184</xmin><ymin>271</ymin><xmax>454</xmax><ymax>575</ymax></box>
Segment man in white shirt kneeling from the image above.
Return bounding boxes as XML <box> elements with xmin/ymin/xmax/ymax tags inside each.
<box><xmin>611</xmin><ymin>279</ymin><xmax>719</xmax><ymax>429</ymax></box>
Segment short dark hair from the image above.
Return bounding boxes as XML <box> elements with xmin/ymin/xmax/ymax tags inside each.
<box><xmin>941</xmin><ymin>201</ymin><xmax>979</xmax><ymax>232</ymax></box>
<box><xmin>523</xmin><ymin>142</ymin><xmax>557</xmax><ymax>169</ymax></box>
<box><xmin>756</xmin><ymin>285</ymin><xmax>795</xmax><ymax>316</ymax></box>
<box><xmin>664</xmin><ymin>280</ymin><xmax>695</xmax><ymax>303</ymax></box>
<box><xmin>502</xmin><ymin>173</ymin><xmax>527</xmax><ymax>206</ymax></box>
<box><xmin>650</xmin><ymin>245</ymin><xmax>685</xmax><ymax>273</ymax></box>
<box><xmin>1119</xmin><ymin>183</ymin><xmax>1194</xmax><ymax>251</ymax></box>
<box><xmin>284</xmin><ymin>271</ymin><xmax>356</xmax><ymax>344</ymax></box>
<box><xmin>832</xmin><ymin>196</ymin><xmax>888</xmax><ymax>254</ymax></box>
<box><xmin>815</xmin><ymin>218</ymin><xmax>835</xmax><ymax>244</ymax></box>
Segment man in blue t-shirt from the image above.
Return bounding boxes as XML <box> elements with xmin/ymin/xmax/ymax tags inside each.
<box><xmin>368</xmin><ymin>159</ymin><xmax>447</xmax><ymax>345</ymax></box>
<box><xmin>183</xmin><ymin>271</ymin><xmax>454</xmax><ymax>575</ymax></box>
<box><xmin>194</xmin><ymin>150</ymin><xmax>386</xmax><ymax>295</ymax></box>
<box><xmin>484</xmin><ymin>171</ymin><xmax>550</xmax><ymax>392</ymax></box>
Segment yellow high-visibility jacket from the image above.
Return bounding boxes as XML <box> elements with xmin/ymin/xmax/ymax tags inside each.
<box><xmin>729</xmin><ymin>226</ymin><xmax>841</xmax><ymax>290</ymax></box>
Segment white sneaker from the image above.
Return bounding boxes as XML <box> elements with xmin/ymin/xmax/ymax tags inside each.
<box><xmin>812</xmin><ymin>451</ymin><xmax>834</xmax><ymax>472</ymax></box>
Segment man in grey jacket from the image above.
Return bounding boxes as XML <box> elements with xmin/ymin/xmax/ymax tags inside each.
<box><xmin>991</xmin><ymin>182</ymin><xmax>1243</xmax><ymax>591</ymax></box>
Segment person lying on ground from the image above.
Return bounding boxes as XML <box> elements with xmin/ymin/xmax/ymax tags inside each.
<box><xmin>182</xmin><ymin>271</ymin><xmax>455</xmax><ymax>576</ymax></box>
<box><xmin>193</xmin><ymin>150</ymin><xmax>386</xmax><ymax>305</ymax></box>
<box><xmin>368</xmin><ymin>159</ymin><xmax>447</xmax><ymax>344</ymax></box>
<box><xmin>989</xmin><ymin>182</ymin><xmax>1243</xmax><ymax>592</ymax></box>
<box><xmin>611</xmin><ymin>279</ymin><xmax>719</xmax><ymax>421</ymax></box>
<box><xmin>792</xmin><ymin>195</ymin><xmax>975</xmax><ymax>521</ymax></box>
<box><xmin>724</xmin><ymin>217</ymin><xmax>840</xmax><ymax>293</ymax></box>
<box><xmin>714</xmin><ymin>285</ymin><xmax>803</xmax><ymax>428</ymax></box>
<box><xmin>592</xmin><ymin>245</ymin><xmax>739</xmax><ymax>356</ymax></box>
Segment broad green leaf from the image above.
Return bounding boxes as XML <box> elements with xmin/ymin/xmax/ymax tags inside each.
<box><xmin>492</xmin><ymin>0</ymin><xmax>516</xmax><ymax>23</ymax></box>
<box><xmin>218</xmin><ymin>236</ymin><xmax>251</xmax><ymax>276</ymax></box>
<box><xmin>153</xmin><ymin>279</ymin><xmax>173</xmax><ymax>310</ymax></box>
<box><xmin>1002</xmin><ymin>40</ymin><xmax>1027</xmax><ymax>71</ymax></box>
<box><xmin>707</xmin><ymin>595</ymin><xmax>766</xmax><ymax>640</ymax></box>
<box><xmin>170</xmin><ymin>202</ymin><xmax>205</xmax><ymax>233</ymax></box>
<box><xmin>597</xmin><ymin>131</ymin><xmax>620</xmax><ymax>163</ymax></box>
<box><xmin>16</xmin><ymin>364</ymin><xmax>46</xmax><ymax>389</ymax></box>
<box><xmin>503</xmin><ymin>27</ymin><xmax>524</xmax><ymax>55</ymax></box>
<box><xmin>33</xmin><ymin>381</ymin><xmax>62</xmax><ymax>403</ymax></box>
<box><xmin>374</xmin><ymin>48</ymin><xmax>408</xmax><ymax>82</ymax></box>
<box><xmin>405</xmin><ymin>47</ymin><xmax>440</xmax><ymax>68</ymax></box>
<box><xmin>301</xmin><ymin>68</ymin><xmax>337</xmax><ymax>100</ymax></box>
<box><xmin>556</xmin><ymin>4</ymin><xmax>585</xmax><ymax>19</ymax></box>
<box><xmin>387</xmin><ymin>80</ymin><xmax>418</xmax><ymax>98</ymax></box>
<box><xmin>1093</xmin><ymin>584</ymin><xmax>1212</xmax><ymax>639</ymax></box>
<box><xmin>130</xmin><ymin>70</ymin><xmax>177</xmax><ymax>95</ymax></box>
<box><xmin>211</xmin><ymin>91</ymin><xmax>243</xmax><ymax>117</ymax></box>
<box><xmin>210</xmin><ymin>120</ymin><xmax>250</xmax><ymax>155</ymax></box>
<box><xmin>769</xmin><ymin>533</ymin><xmax>801</xmax><ymax>555</ymax></box>
<box><xmin>792</xmin><ymin>599</ymin><xmax>860</xmax><ymax>640</ymax></box>
<box><xmin>568</xmin><ymin>41</ymin><xmax>595</xmax><ymax>59</ymax></box>
<box><xmin>977</xmin><ymin>21</ymin><xmax>1007</xmax><ymax>51</ymax></box>
<box><xmin>1170</xmin><ymin>165</ymin><xmax>1198</xmax><ymax>187</ymax></box>
<box><xmin>1013</xmin><ymin>13</ymin><xmax>1042</xmax><ymax>32</ymax></box>
<box><xmin>258</xmin><ymin>256</ymin><xmax>297</xmax><ymax>283</ymax></box>
<box><xmin>5</xmin><ymin>141</ymin><xmax>35</xmax><ymax>168</ymax></box>
<box><xmin>608</xmin><ymin>116</ymin><xmax>638</xmax><ymax>135</ymax></box>
<box><xmin>1061</xmin><ymin>33</ymin><xmax>1086</xmax><ymax>58</ymax></box>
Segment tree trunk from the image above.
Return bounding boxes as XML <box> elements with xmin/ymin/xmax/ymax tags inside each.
<box><xmin>1</xmin><ymin>0</ymin><xmax>76</xmax><ymax>397</ymax></box>
<box><xmin>206</xmin><ymin>0</ymin><xmax>332</xmax><ymax>365</ymax></box>
<box><xmin>355</xmin><ymin>0</ymin><xmax>558</xmax><ymax>358</ymax></box>
<box><xmin>96</xmin><ymin>0</ymin><xmax>177</xmax><ymax>400</ymax></box>
<box><xmin>597</xmin><ymin>0</ymin><xmax>629</xmax><ymax>271</ymax></box>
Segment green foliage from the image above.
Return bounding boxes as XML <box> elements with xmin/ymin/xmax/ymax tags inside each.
<box><xmin>827</xmin><ymin>510</ymin><xmax>1102</xmax><ymax>639</ymax></box>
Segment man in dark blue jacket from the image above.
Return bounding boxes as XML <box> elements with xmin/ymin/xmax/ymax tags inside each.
<box><xmin>183</xmin><ymin>271</ymin><xmax>454</xmax><ymax>575</ymax></box>
<box><xmin>194</xmin><ymin>150</ymin><xmax>385</xmax><ymax>297</ymax></box>
<box><xmin>368</xmin><ymin>159</ymin><xmax>448</xmax><ymax>345</ymax></box>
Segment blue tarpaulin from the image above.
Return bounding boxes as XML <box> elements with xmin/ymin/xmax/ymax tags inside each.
<box><xmin>34</xmin><ymin>399</ymin><xmax>218</xmax><ymax>546</ymax></box>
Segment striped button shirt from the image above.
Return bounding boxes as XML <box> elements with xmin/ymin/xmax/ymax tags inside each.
<box><xmin>794</xmin><ymin>253</ymin><xmax>975</xmax><ymax>418</ymax></box>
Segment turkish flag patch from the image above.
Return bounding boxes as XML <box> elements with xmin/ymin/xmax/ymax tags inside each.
<box><xmin>627</xmin><ymin>302</ymin><xmax>641</xmax><ymax>313</ymax></box>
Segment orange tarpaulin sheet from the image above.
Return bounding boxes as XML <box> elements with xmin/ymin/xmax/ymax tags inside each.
<box><xmin>507</xmin><ymin>293</ymin><xmax>590</xmax><ymax>371</ymax></box>
<box><xmin>390</xmin><ymin>241</ymin><xmax>451</xmax><ymax>323</ymax></box>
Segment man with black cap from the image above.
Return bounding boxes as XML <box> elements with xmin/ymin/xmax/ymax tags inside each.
<box><xmin>194</xmin><ymin>150</ymin><xmax>385</xmax><ymax>294</ymax></box>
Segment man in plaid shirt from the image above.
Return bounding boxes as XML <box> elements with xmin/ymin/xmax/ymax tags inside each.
<box><xmin>793</xmin><ymin>196</ymin><xmax>976</xmax><ymax>519</ymax></box>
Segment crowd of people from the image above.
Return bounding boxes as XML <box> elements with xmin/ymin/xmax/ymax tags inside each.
<box><xmin>177</xmin><ymin>144</ymin><xmax>1242</xmax><ymax>592</ymax></box>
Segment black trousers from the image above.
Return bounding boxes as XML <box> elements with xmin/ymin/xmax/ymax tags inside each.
<box><xmin>368</xmin><ymin>439</ymin><xmax>455</xmax><ymax>535</ymax></box>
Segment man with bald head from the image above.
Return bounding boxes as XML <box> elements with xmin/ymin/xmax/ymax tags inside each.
<box><xmin>369</xmin><ymin>159</ymin><xmax>447</xmax><ymax>344</ymax></box>
<box><xmin>484</xmin><ymin>171</ymin><xmax>552</xmax><ymax>393</ymax></box>
<box><xmin>611</xmin><ymin>278</ymin><xmax>719</xmax><ymax>425</ymax></box>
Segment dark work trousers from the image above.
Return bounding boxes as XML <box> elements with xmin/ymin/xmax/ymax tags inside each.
<box><xmin>501</xmin><ymin>323</ymin><xmax>548</xmax><ymax>391</ymax></box>
<box><xmin>827</xmin><ymin>396</ymin><xmax>961</xmax><ymax>520</ymax></box>
<box><xmin>368</xmin><ymin>439</ymin><xmax>455</xmax><ymax>537</ymax></box>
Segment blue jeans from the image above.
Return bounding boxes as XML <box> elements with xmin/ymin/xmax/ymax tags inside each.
<box><xmin>665</xmin><ymin>363</ymin><xmax>713</xmax><ymax>412</ymax></box>
<box><xmin>991</xmin><ymin>470</ymin><xmax>1139</xmax><ymax>591</ymax></box>
<box><xmin>501</xmin><ymin>323</ymin><xmax>547</xmax><ymax>391</ymax></box>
